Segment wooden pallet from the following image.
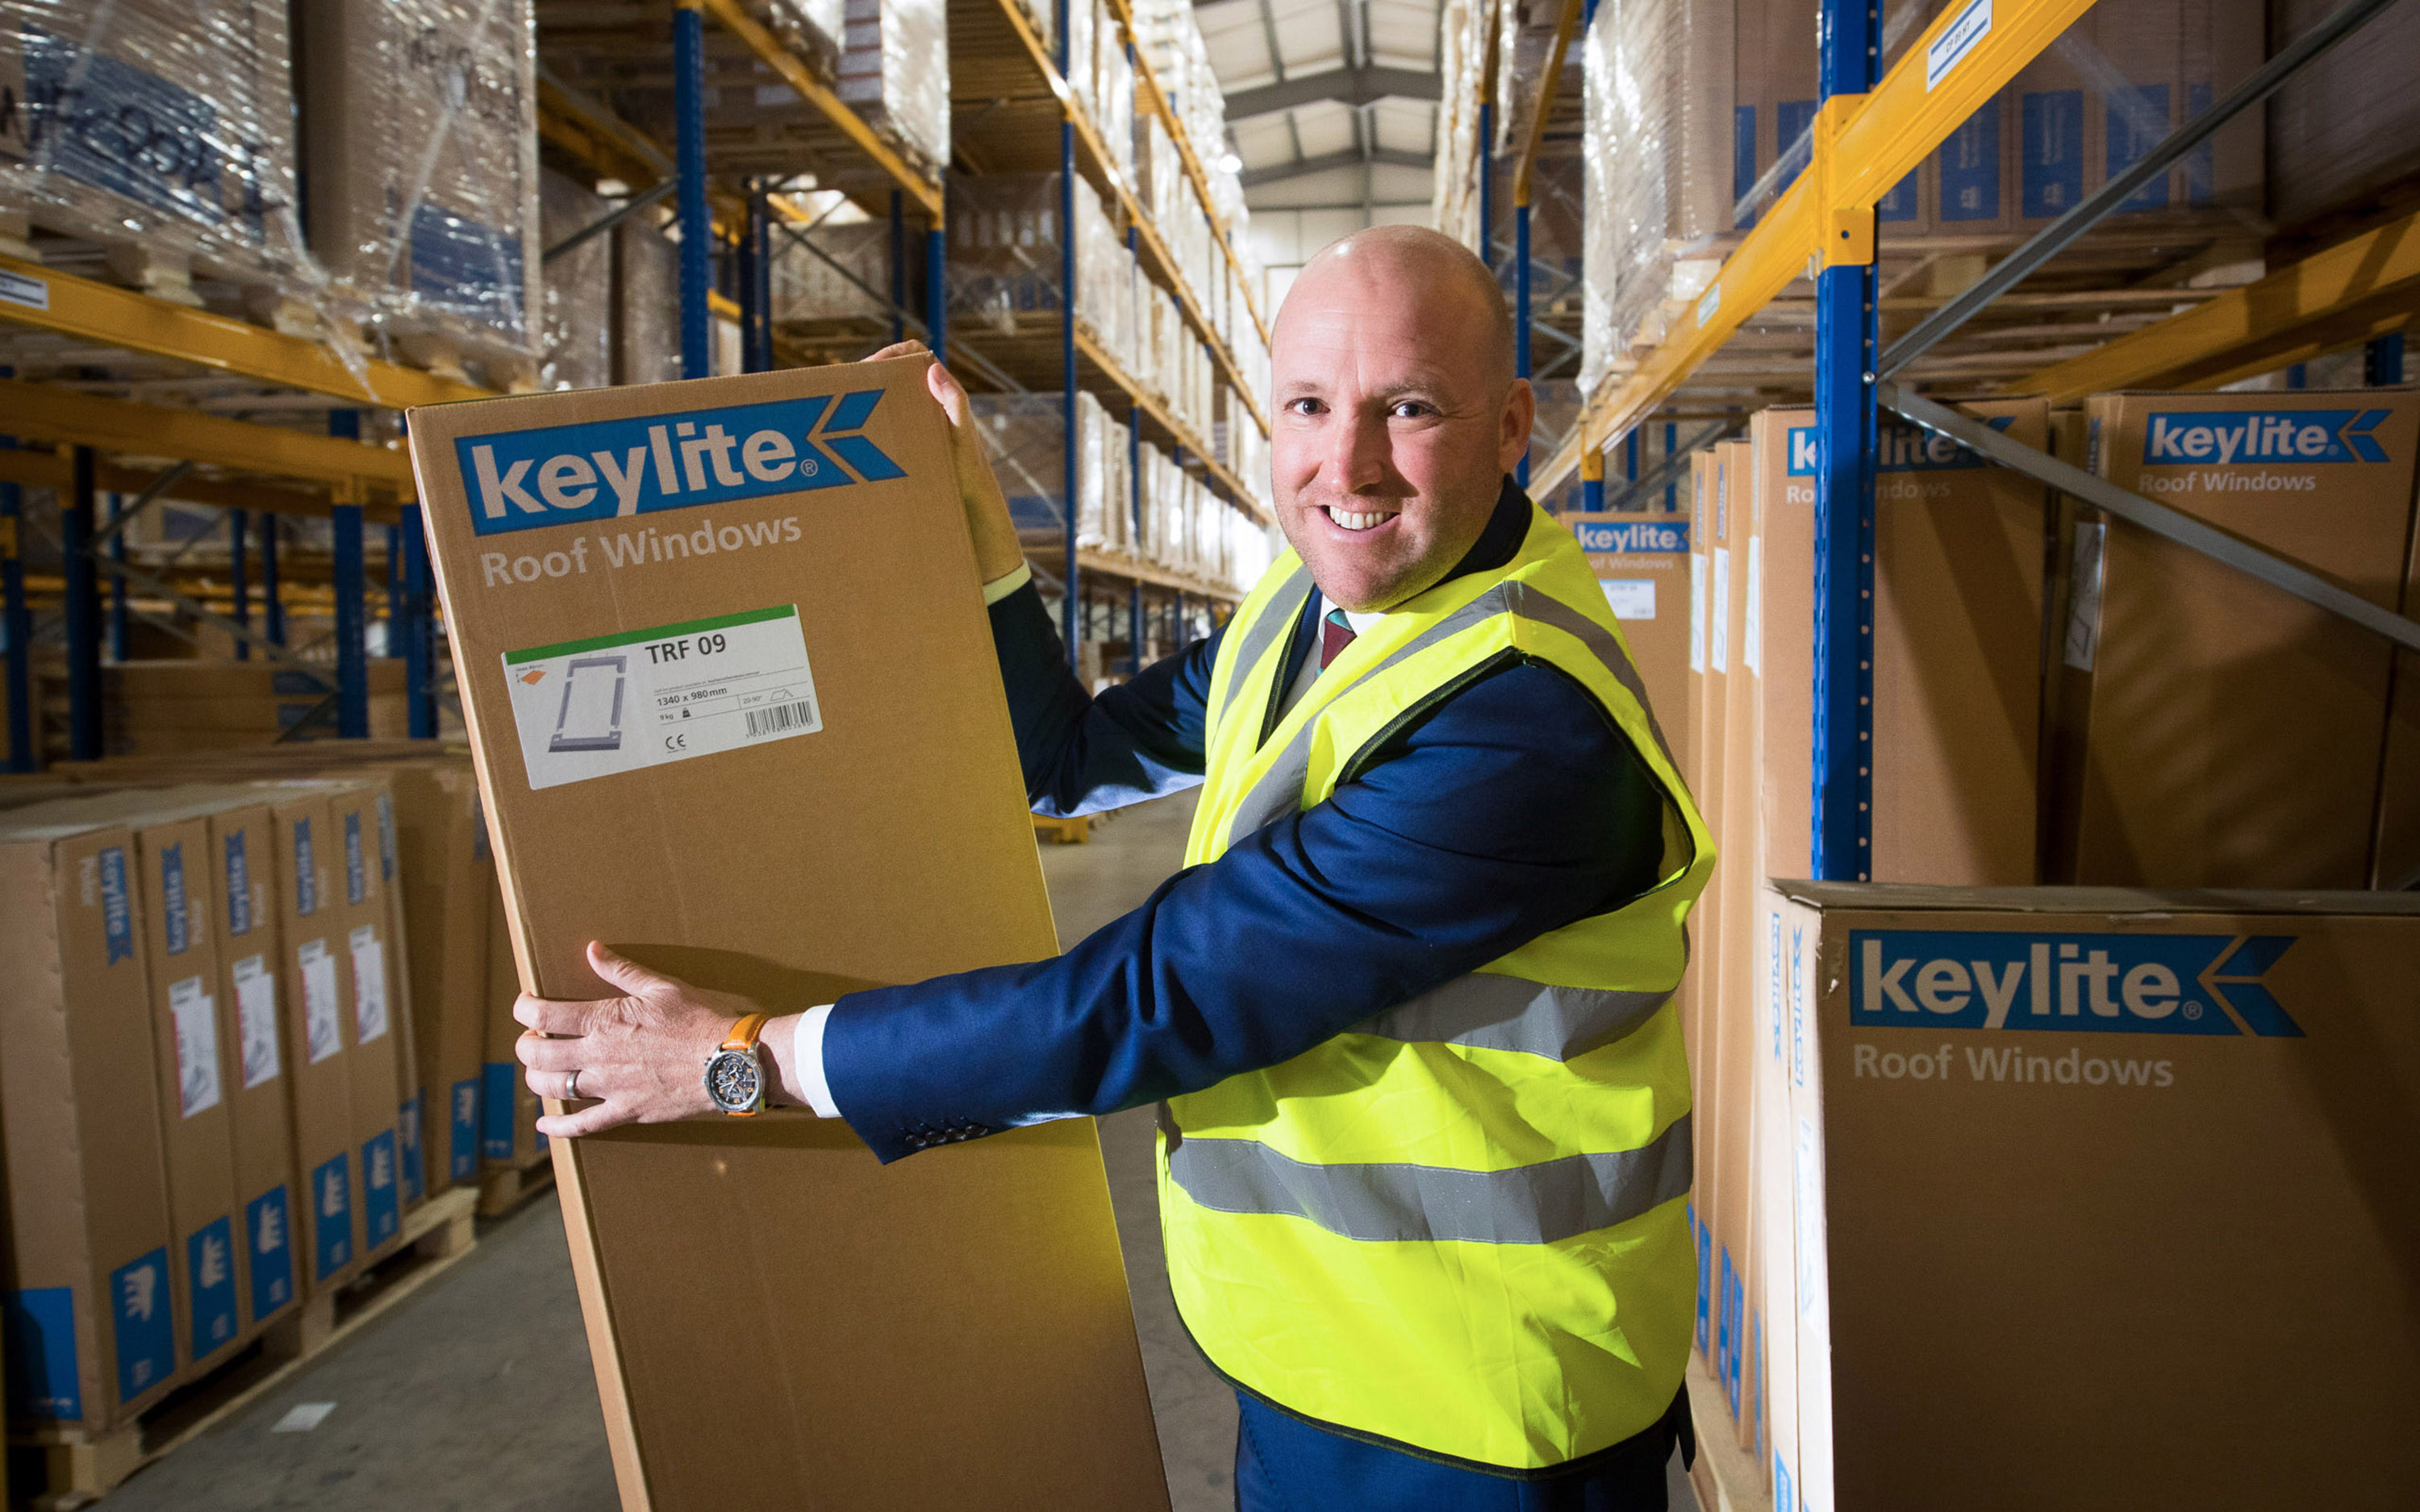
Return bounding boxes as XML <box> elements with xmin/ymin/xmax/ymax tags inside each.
<box><xmin>13</xmin><ymin>1187</ymin><xmax>478</xmax><ymax>1510</ymax></box>
<box><xmin>476</xmin><ymin>1152</ymin><xmax>558</xmax><ymax>1218</ymax></box>
<box><xmin>1033</xmin><ymin>812</ymin><xmax>1091</xmax><ymax>844</ymax></box>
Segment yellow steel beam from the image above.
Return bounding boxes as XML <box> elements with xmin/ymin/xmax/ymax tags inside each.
<box><xmin>698</xmin><ymin>0</ymin><xmax>947</xmax><ymax>223</ymax></box>
<box><xmin>1512</xmin><ymin>0</ymin><xmax>1583</xmax><ymax>208</ymax></box>
<box><xmin>1543</xmin><ymin>0</ymin><xmax>2104</xmax><ymax>492</ymax></box>
<box><xmin>0</xmin><ymin>254</ymin><xmax>487</xmax><ymax>410</ymax></box>
<box><xmin>0</xmin><ymin>448</ymin><xmax>370</xmax><ymax>522</ymax></box>
<box><xmin>0</xmin><ymin>381</ymin><xmax>417</xmax><ymax>498</ymax></box>
<box><xmin>2021</xmin><ymin>207</ymin><xmax>2420</xmax><ymax>401</ymax></box>
<box><xmin>535</xmin><ymin>79</ymin><xmax>751</xmax><ymax>239</ymax></box>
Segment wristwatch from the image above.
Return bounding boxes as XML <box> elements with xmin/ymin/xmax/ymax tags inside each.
<box><xmin>703</xmin><ymin>1013</ymin><xmax>771</xmax><ymax>1117</ymax></box>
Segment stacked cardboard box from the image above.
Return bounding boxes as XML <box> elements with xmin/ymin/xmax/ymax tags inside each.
<box><xmin>102</xmin><ymin>660</ymin><xmax>411</xmax><ymax>754</ymax></box>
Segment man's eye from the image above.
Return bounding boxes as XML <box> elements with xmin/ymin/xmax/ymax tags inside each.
<box><xmin>1287</xmin><ymin>398</ymin><xmax>1325</xmax><ymax>416</ymax></box>
<box><xmin>1390</xmin><ymin>401</ymin><xmax>1432</xmax><ymax>419</ymax></box>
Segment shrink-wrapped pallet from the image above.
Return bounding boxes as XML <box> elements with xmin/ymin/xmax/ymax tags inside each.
<box><xmin>0</xmin><ymin>0</ymin><xmax>302</xmax><ymax>302</ymax></box>
<box><xmin>771</xmin><ymin>218</ymin><xmax>891</xmax><ymax>323</ymax></box>
<box><xmin>948</xmin><ymin>173</ymin><xmax>1062</xmax><ymax>331</ymax></box>
<box><xmin>970</xmin><ymin>394</ymin><xmax>1070</xmax><ymax>537</ymax></box>
<box><xmin>615</xmin><ymin>215</ymin><xmax>681</xmax><ymax>386</ymax></box>
<box><xmin>295</xmin><ymin>0</ymin><xmax>541</xmax><ymax>384</ymax></box>
<box><xmin>838</xmin><ymin>0</ymin><xmax>949</xmax><ymax>177</ymax></box>
<box><xmin>761</xmin><ymin>0</ymin><xmax>845</xmax><ymax>73</ymax></box>
<box><xmin>538</xmin><ymin>169</ymin><xmax>610</xmax><ymax>392</ymax></box>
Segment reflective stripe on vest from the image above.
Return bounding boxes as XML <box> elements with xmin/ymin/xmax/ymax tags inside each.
<box><xmin>1161</xmin><ymin>501</ymin><xmax>1715</xmax><ymax>1472</ymax></box>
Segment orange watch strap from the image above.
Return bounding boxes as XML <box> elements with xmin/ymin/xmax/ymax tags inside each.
<box><xmin>722</xmin><ymin>1013</ymin><xmax>770</xmax><ymax>1053</ymax></box>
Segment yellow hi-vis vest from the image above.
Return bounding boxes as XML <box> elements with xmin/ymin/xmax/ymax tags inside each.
<box><xmin>1160</xmin><ymin>501</ymin><xmax>1714</xmax><ymax>1472</ymax></box>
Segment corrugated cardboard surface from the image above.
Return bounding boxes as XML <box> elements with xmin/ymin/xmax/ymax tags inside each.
<box><xmin>204</xmin><ymin>799</ymin><xmax>303</xmax><ymax>1335</ymax></box>
<box><xmin>1772</xmin><ymin>882</ymin><xmax>2420</xmax><ymax>1510</ymax></box>
<box><xmin>1710</xmin><ymin>438</ymin><xmax>1763</xmax><ymax>1448</ymax></box>
<box><xmin>266</xmin><ymin>789</ymin><xmax>365</xmax><ymax>1294</ymax></box>
<box><xmin>0</xmin><ymin>813</ymin><xmax>180</xmax><ymax>1431</ymax></box>
<box><xmin>2072</xmin><ymin>389</ymin><xmax>2420</xmax><ymax>888</ymax></box>
<box><xmin>322</xmin><ymin>781</ymin><xmax>407</xmax><ymax>1260</ymax></box>
<box><xmin>409</xmin><ymin>360</ymin><xmax>1168</xmax><ymax>1510</ymax></box>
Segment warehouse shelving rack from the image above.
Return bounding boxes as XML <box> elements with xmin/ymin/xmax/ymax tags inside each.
<box><xmin>1483</xmin><ymin>0</ymin><xmax>2420</xmax><ymax>881</ymax></box>
<box><xmin>944</xmin><ymin>0</ymin><xmax>1275</xmax><ymax>667</ymax></box>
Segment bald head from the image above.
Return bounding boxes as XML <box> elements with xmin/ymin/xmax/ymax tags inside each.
<box><xmin>1279</xmin><ymin>226</ymin><xmax>1516</xmax><ymax>395</ymax></box>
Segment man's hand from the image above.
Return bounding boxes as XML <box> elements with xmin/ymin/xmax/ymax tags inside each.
<box><xmin>866</xmin><ymin>339</ymin><xmax>1026</xmax><ymax>586</ymax></box>
<box><xmin>515</xmin><ymin>943</ymin><xmax>775</xmax><ymax>1139</ymax></box>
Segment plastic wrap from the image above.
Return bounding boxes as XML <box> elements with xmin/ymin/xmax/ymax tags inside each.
<box><xmin>0</xmin><ymin>0</ymin><xmax>302</xmax><ymax>298</ymax></box>
<box><xmin>295</xmin><ymin>0</ymin><xmax>542</xmax><ymax>381</ymax></box>
<box><xmin>538</xmin><ymin>169</ymin><xmax>611</xmax><ymax>391</ymax></box>
<box><xmin>838</xmin><ymin>0</ymin><xmax>949</xmax><ymax>176</ymax></box>
<box><xmin>947</xmin><ymin>172</ymin><xmax>1062</xmax><ymax>331</ymax></box>
<box><xmin>762</xmin><ymin>0</ymin><xmax>845</xmax><ymax>72</ymax></box>
<box><xmin>771</xmin><ymin>218</ymin><xmax>891</xmax><ymax>323</ymax></box>
<box><xmin>1097</xmin><ymin>15</ymin><xmax>1137</xmax><ymax>191</ymax></box>
<box><xmin>1431</xmin><ymin>0</ymin><xmax>1487</xmax><ymax>249</ymax></box>
<box><xmin>615</xmin><ymin>215</ymin><xmax>681</xmax><ymax>385</ymax></box>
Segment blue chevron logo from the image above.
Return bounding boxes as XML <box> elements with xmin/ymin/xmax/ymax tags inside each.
<box><xmin>458</xmin><ymin>389</ymin><xmax>910</xmax><ymax>537</ymax></box>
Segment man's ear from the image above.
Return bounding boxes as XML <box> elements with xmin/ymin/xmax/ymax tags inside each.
<box><xmin>1500</xmin><ymin>379</ymin><xmax>1538</xmax><ymax>474</ymax></box>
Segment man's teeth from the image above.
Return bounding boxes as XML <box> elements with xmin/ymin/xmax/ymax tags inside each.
<box><xmin>1326</xmin><ymin>506</ymin><xmax>1396</xmax><ymax>531</ymax></box>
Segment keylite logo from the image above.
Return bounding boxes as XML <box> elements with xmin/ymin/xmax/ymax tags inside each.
<box><xmin>456</xmin><ymin>391</ymin><xmax>906</xmax><ymax>537</ymax></box>
<box><xmin>1788</xmin><ymin>415</ymin><xmax>2013</xmax><ymax>476</ymax></box>
<box><xmin>1847</xmin><ymin>929</ymin><xmax>2302</xmax><ymax>1037</ymax></box>
<box><xmin>2142</xmin><ymin>409</ymin><xmax>2394</xmax><ymax>466</ymax></box>
<box><xmin>1573</xmin><ymin>519</ymin><xmax>1690</xmax><ymax>553</ymax></box>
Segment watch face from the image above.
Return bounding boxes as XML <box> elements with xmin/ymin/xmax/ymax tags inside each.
<box><xmin>706</xmin><ymin>1048</ymin><xmax>762</xmax><ymax>1112</ymax></box>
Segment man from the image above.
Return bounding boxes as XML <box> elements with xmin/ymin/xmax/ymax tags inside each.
<box><xmin>515</xmin><ymin>226</ymin><xmax>1713</xmax><ymax>1509</ymax></box>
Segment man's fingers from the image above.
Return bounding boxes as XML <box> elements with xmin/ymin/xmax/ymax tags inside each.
<box><xmin>536</xmin><ymin>1099</ymin><xmax>631</xmax><ymax>1139</ymax></box>
<box><xmin>515</xmin><ymin>1031</ymin><xmax>587</xmax><ymax>1073</ymax></box>
<box><xmin>587</xmin><ymin>941</ymin><xmax>678</xmax><ymax>998</ymax></box>
<box><xmin>923</xmin><ymin>360</ymin><xmax>970</xmax><ymax>428</ymax></box>
<box><xmin>866</xmin><ymin>340</ymin><xmax>929</xmax><ymax>363</ymax></box>
<box><xmin>514</xmin><ymin>993</ymin><xmax>598</xmax><ymax>1035</ymax></box>
<box><xmin>524</xmin><ymin>1064</ymin><xmax>586</xmax><ymax>1102</ymax></box>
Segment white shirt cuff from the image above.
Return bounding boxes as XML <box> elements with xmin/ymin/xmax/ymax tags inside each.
<box><xmin>795</xmin><ymin>1004</ymin><xmax>840</xmax><ymax>1118</ymax></box>
<box><xmin>981</xmin><ymin>560</ymin><xmax>1033</xmax><ymax>605</ymax></box>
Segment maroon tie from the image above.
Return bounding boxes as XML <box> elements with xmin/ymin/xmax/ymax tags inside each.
<box><xmin>1319</xmin><ymin>608</ymin><xmax>1357</xmax><ymax>670</ymax></box>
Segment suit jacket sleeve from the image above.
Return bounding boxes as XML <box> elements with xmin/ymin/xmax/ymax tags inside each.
<box><xmin>989</xmin><ymin>580</ymin><xmax>1222</xmax><ymax>816</ymax></box>
<box><xmin>823</xmin><ymin>653</ymin><xmax>1671</xmax><ymax>1160</ymax></box>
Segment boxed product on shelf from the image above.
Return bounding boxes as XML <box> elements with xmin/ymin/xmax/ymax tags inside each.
<box><xmin>616</xmin><ymin>215</ymin><xmax>682</xmax><ymax>385</ymax></box>
<box><xmin>1571</xmin><ymin>508</ymin><xmax>1696</xmax><ymax>811</ymax></box>
<box><xmin>294</xmin><ymin>0</ymin><xmax>543</xmax><ymax>385</ymax></box>
<box><xmin>262</xmin><ymin>785</ymin><xmax>368</xmax><ymax>1295</ymax></box>
<box><xmin>2063</xmin><ymin>388</ymin><xmax>2420</xmax><ymax>889</ymax></box>
<box><xmin>538</xmin><ymin>169</ymin><xmax>612</xmax><ymax>393</ymax></box>
<box><xmin>771</xmin><ymin>218</ymin><xmax>892</xmax><ymax>327</ymax></box>
<box><xmin>102</xmin><ymin>660</ymin><xmax>409</xmax><ymax>754</ymax></box>
<box><xmin>838</xmin><ymin>0</ymin><xmax>949</xmax><ymax>177</ymax></box>
<box><xmin>0</xmin><ymin>0</ymin><xmax>302</xmax><ymax>302</ymax></box>
<box><xmin>1763</xmin><ymin>881</ymin><xmax>2420</xmax><ymax>1510</ymax></box>
<box><xmin>2268</xmin><ymin>0</ymin><xmax>2420</xmax><ymax>231</ymax></box>
<box><xmin>404</xmin><ymin>356</ymin><xmax>1169</xmax><ymax>1506</ymax></box>
<box><xmin>315</xmin><ymin>780</ymin><xmax>407</xmax><ymax>1254</ymax></box>
<box><xmin>763</xmin><ymin>0</ymin><xmax>845</xmax><ymax>71</ymax></box>
<box><xmin>0</xmin><ymin>805</ymin><xmax>184</xmax><ymax>1431</ymax></box>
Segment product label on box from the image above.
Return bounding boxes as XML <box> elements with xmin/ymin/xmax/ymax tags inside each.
<box><xmin>1846</xmin><ymin>929</ymin><xmax>2304</xmax><ymax>1037</ymax></box>
<box><xmin>161</xmin><ymin>842</ymin><xmax>190</xmax><ymax>954</ymax></box>
<box><xmin>501</xmin><ymin>606</ymin><xmax>823</xmax><ymax>791</ymax></box>
<box><xmin>97</xmin><ymin>844</ymin><xmax>134</xmax><ymax>963</ymax></box>
<box><xmin>361</xmin><ymin>1132</ymin><xmax>399</xmax><ymax>1251</ymax></box>
<box><xmin>169</xmin><ymin>974</ymin><xmax>222</xmax><ymax>1117</ymax></box>
<box><xmin>110</xmin><ymin>1248</ymin><xmax>173</xmax><ymax>1402</ymax></box>
<box><xmin>186</xmin><ymin>1217</ymin><xmax>237</xmax><ymax>1362</ymax></box>
<box><xmin>4</xmin><ymin>1286</ymin><xmax>81</xmax><ymax>1419</ymax></box>
<box><xmin>223</xmin><ymin>831</ymin><xmax>252</xmax><ymax>937</ymax></box>
<box><xmin>1598</xmin><ymin>579</ymin><xmax>1657</xmax><ymax>621</ymax></box>
<box><xmin>348</xmin><ymin>925</ymin><xmax>388</xmax><ymax>1043</ymax></box>
<box><xmin>456</xmin><ymin>390</ymin><xmax>905</xmax><ymax>539</ymax></box>
<box><xmin>1574</xmin><ymin>519</ymin><xmax>1688</xmax><ymax>555</ymax></box>
<box><xmin>247</xmin><ymin>1185</ymin><xmax>293</xmax><ymax>1321</ymax></box>
<box><xmin>450</xmin><ymin>1076</ymin><xmax>482</xmax><ymax>1181</ymax></box>
<box><xmin>298</xmin><ymin>939</ymin><xmax>342</xmax><ymax>1064</ymax></box>
<box><xmin>311</xmin><ymin>1154</ymin><xmax>353</xmax><ymax>1281</ymax></box>
<box><xmin>233</xmin><ymin>953</ymin><xmax>281</xmax><ymax>1088</ymax></box>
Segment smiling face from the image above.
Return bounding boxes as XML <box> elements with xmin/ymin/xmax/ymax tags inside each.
<box><xmin>1269</xmin><ymin>228</ymin><xmax>1534</xmax><ymax>613</ymax></box>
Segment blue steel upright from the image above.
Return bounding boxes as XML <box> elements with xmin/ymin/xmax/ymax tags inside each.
<box><xmin>231</xmin><ymin>509</ymin><xmax>251</xmax><ymax>660</ymax></box>
<box><xmin>1129</xmin><ymin>222</ymin><xmax>1147</xmax><ymax>674</ymax></box>
<box><xmin>2369</xmin><ymin>334</ymin><xmax>2405</xmax><ymax>386</ymax></box>
<box><xmin>1810</xmin><ymin>0</ymin><xmax>1880</xmax><ymax>881</ymax></box>
<box><xmin>329</xmin><ymin>410</ymin><xmax>369</xmax><ymax>739</ymax></box>
<box><xmin>744</xmin><ymin>183</ymin><xmax>774</xmax><ymax>373</ymax></box>
<box><xmin>261</xmin><ymin>511</ymin><xmax>283</xmax><ymax>646</ymax></box>
<box><xmin>399</xmin><ymin>506</ymin><xmax>436</xmax><ymax>738</ymax></box>
<box><xmin>674</xmin><ymin>0</ymin><xmax>713</xmax><ymax>379</ymax></box>
<box><xmin>889</xmin><ymin>190</ymin><xmax>908</xmax><ymax>345</ymax></box>
<box><xmin>1057</xmin><ymin>0</ymin><xmax>1079</xmax><ymax>671</ymax></box>
<box><xmin>64</xmin><ymin>448</ymin><xmax>100</xmax><ymax>760</ymax></box>
<box><xmin>106</xmin><ymin>496</ymin><xmax>127</xmax><ymax>662</ymax></box>
<box><xmin>926</xmin><ymin>228</ymin><xmax>947</xmax><ymax>365</ymax></box>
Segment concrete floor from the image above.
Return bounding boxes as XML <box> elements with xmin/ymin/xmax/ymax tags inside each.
<box><xmin>110</xmin><ymin>790</ymin><xmax>1695</xmax><ymax>1510</ymax></box>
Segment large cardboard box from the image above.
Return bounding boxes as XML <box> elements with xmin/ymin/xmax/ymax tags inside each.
<box><xmin>407</xmin><ymin>358</ymin><xmax>1169</xmax><ymax>1508</ymax></box>
<box><xmin>263</xmin><ymin>788</ymin><xmax>365</xmax><ymax>1293</ymax></box>
<box><xmin>203</xmin><ymin>796</ymin><xmax>303</xmax><ymax>1334</ymax></box>
<box><xmin>382</xmin><ymin>763</ymin><xmax>494</xmax><ymax>1195</ymax></box>
<box><xmin>1768</xmin><ymin>881</ymin><xmax>2420</xmax><ymax>1510</ymax></box>
<box><xmin>0</xmin><ymin>810</ymin><xmax>181</xmax><ymax>1431</ymax></box>
<box><xmin>1682</xmin><ymin>448</ymin><xmax>1729</xmax><ymax>1368</ymax></box>
<box><xmin>1571</xmin><ymin>510</ymin><xmax>1695</xmax><ymax>779</ymax></box>
<box><xmin>320</xmin><ymin>780</ymin><xmax>407</xmax><ymax>1258</ymax></box>
<box><xmin>480</xmin><ymin>881</ymin><xmax>543</xmax><ymax>1170</ymax></box>
<box><xmin>2069</xmin><ymin>389</ymin><xmax>2420</xmax><ymax>887</ymax></box>
<box><xmin>1709</xmin><ymin>438</ymin><xmax>1763</xmax><ymax>1447</ymax></box>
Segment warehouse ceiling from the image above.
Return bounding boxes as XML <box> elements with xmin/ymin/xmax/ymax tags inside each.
<box><xmin>1194</xmin><ymin>0</ymin><xmax>1440</xmax><ymax>206</ymax></box>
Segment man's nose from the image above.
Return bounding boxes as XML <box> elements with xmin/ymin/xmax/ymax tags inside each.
<box><xmin>1325</xmin><ymin>409</ymin><xmax>1390</xmax><ymax>494</ymax></box>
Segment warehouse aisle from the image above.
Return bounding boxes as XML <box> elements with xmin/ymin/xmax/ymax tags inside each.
<box><xmin>102</xmin><ymin>788</ymin><xmax>1691</xmax><ymax>1510</ymax></box>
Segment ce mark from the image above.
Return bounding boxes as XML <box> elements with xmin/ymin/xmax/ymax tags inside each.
<box><xmin>664</xmin><ymin>733</ymin><xmax>690</xmax><ymax>752</ymax></box>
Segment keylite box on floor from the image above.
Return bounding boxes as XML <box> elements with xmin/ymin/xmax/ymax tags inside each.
<box><xmin>1763</xmin><ymin>881</ymin><xmax>2420</xmax><ymax>1510</ymax></box>
<box><xmin>0</xmin><ymin>806</ymin><xmax>181</xmax><ymax>1431</ymax></box>
<box><xmin>407</xmin><ymin>358</ymin><xmax>1168</xmax><ymax>1508</ymax></box>
<box><xmin>261</xmin><ymin>785</ymin><xmax>365</xmax><ymax>1295</ymax></box>
<box><xmin>320</xmin><ymin>779</ymin><xmax>407</xmax><ymax>1260</ymax></box>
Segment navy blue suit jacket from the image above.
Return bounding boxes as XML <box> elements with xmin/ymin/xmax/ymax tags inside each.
<box><xmin>824</xmin><ymin>481</ymin><xmax>1668</xmax><ymax>1160</ymax></box>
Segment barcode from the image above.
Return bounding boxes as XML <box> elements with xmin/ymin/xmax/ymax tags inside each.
<box><xmin>744</xmin><ymin>700</ymin><xmax>816</xmax><ymax>738</ymax></box>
